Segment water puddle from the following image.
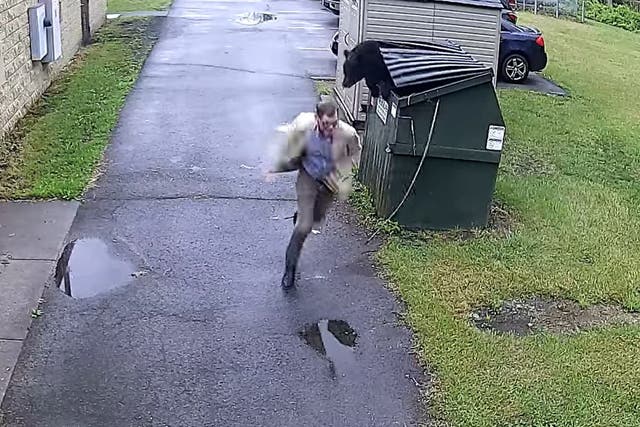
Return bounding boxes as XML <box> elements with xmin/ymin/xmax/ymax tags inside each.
<box><xmin>234</xmin><ymin>11</ymin><xmax>277</xmax><ymax>25</ymax></box>
<box><xmin>300</xmin><ymin>319</ymin><xmax>357</xmax><ymax>378</ymax></box>
<box><xmin>55</xmin><ymin>238</ymin><xmax>137</xmax><ymax>299</ymax></box>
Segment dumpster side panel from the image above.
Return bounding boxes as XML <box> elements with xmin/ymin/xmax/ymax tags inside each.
<box><xmin>380</xmin><ymin>154</ymin><xmax>423</xmax><ymax>222</ymax></box>
<box><xmin>358</xmin><ymin>102</ymin><xmax>383</xmax><ymax>208</ymax></box>
<box><xmin>392</xmin><ymin>82</ymin><xmax>505</xmax><ymax>157</ymax></box>
<box><xmin>382</xmin><ymin>81</ymin><xmax>505</xmax><ymax>230</ymax></box>
<box><xmin>429</xmin><ymin>82</ymin><xmax>505</xmax><ymax>152</ymax></box>
<box><xmin>372</xmin><ymin>135</ymin><xmax>394</xmax><ymax>217</ymax></box>
<box><xmin>357</xmin><ymin>105</ymin><xmax>378</xmax><ymax>193</ymax></box>
<box><xmin>394</xmin><ymin>102</ymin><xmax>437</xmax><ymax>156</ymax></box>
<box><xmin>359</xmin><ymin>108</ymin><xmax>381</xmax><ymax>200</ymax></box>
<box><xmin>373</xmin><ymin>103</ymin><xmax>396</xmax><ymax>217</ymax></box>
<box><xmin>394</xmin><ymin>156</ymin><xmax>499</xmax><ymax>230</ymax></box>
<box><xmin>358</xmin><ymin>98</ymin><xmax>398</xmax><ymax>218</ymax></box>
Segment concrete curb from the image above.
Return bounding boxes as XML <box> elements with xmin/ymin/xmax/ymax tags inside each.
<box><xmin>0</xmin><ymin>200</ymin><xmax>79</xmax><ymax>406</ymax></box>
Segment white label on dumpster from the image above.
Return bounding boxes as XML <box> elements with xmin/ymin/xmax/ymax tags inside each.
<box><xmin>376</xmin><ymin>97</ymin><xmax>389</xmax><ymax>124</ymax></box>
<box><xmin>390</xmin><ymin>102</ymin><xmax>397</xmax><ymax>118</ymax></box>
<box><xmin>486</xmin><ymin>125</ymin><xmax>505</xmax><ymax>151</ymax></box>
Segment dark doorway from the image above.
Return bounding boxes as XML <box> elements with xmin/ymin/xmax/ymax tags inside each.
<box><xmin>80</xmin><ymin>0</ymin><xmax>91</xmax><ymax>45</ymax></box>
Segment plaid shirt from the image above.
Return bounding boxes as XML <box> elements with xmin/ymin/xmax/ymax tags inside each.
<box><xmin>302</xmin><ymin>128</ymin><xmax>335</xmax><ymax>182</ymax></box>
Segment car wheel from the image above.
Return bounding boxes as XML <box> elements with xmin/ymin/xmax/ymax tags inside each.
<box><xmin>502</xmin><ymin>54</ymin><xmax>529</xmax><ymax>83</ymax></box>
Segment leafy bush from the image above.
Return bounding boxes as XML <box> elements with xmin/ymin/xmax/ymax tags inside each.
<box><xmin>586</xmin><ymin>0</ymin><xmax>640</xmax><ymax>31</ymax></box>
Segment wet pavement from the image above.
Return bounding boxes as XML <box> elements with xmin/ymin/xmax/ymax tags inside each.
<box><xmin>497</xmin><ymin>72</ymin><xmax>567</xmax><ymax>96</ymax></box>
<box><xmin>0</xmin><ymin>0</ymin><xmax>424</xmax><ymax>425</ymax></box>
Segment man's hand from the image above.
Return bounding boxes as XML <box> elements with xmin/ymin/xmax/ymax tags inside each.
<box><xmin>321</xmin><ymin>171</ymin><xmax>340</xmax><ymax>194</ymax></box>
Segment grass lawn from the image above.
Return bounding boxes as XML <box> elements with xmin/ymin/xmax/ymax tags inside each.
<box><xmin>315</xmin><ymin>80</ymin><xmax>334</xmax><ymax>97</ymax></box>
<box><xmin>107</xmin><ymin>0</ymin><xmax>172</xmax><ymax>13</ymax></box>
<box><xmin>356</xmin><ymin>13</ymin><xmax>640</xmax><ymax>427</ymax></box>
<box><xmin>0</xmin><ymin>18</ymin><xmax>159</xmax><ymax>200</ymax></box>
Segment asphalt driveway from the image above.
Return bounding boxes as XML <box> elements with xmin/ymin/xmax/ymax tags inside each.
<box><xmin>0</xmin><ymin>0</ymin><xmax>425</xmax><ymax>426</ymax></box>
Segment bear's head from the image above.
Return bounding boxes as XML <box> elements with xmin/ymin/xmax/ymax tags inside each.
<box><xmin>340</xmin><ymin>41</ymin><xmax>394</xmax><ymax>99</ymax></box>
<box><xmin>341</xmin><ymin>49</ymin><xmax>364</xmax><ymax>89</ymax></box>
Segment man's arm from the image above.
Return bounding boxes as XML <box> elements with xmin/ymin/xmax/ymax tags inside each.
<box><xmin>338</xmin><ymin>120</ymin><xmax>361</xmax><ymax>168</ymax></box>
<box><xmin>269</xmin><ymin>113</ymin><xmax>314</xmax><ymax>173</ymax></box>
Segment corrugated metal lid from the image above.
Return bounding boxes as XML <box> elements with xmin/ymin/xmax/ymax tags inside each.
<box><xmin>377</xmin><ymin>39</ymin><xmax>494</xmax><ymax>95</ymax></box>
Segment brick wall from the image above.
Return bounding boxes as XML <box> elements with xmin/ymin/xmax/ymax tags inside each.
<box><xmin>0</xmin><ymin>0</ymin><xmax>106</xmax><ymax>141</ymax></box>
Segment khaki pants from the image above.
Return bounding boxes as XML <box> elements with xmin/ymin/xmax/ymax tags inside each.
<box><xmin>284</xmin><ymin>168</ymin><xmax>334</xmax><ymax>272</ymax></box>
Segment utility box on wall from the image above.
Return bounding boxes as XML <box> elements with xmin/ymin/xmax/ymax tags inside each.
<box><xmin>42</xmin><ymin>0</ymin><xmax>62</xmax><ymax>63</ymax></box>
<box><xmin>28</xmin><ymin>3</ymin><xmax>48</xmax><ymax>61</ymax></box>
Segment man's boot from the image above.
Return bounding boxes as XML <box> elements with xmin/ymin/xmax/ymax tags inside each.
<box><xmin>282</xmin><ymin>229</ymin><xmax>305</xmax><ymax>289</ymax></box>
<box><xmin>281</xmin><ymin>265</ymin><xmax>296</xmax><ymax>289</ymax></box>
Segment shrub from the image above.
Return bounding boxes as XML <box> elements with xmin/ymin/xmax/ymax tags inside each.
<box><xmin>586</xmin><ymin>0</ymin><xmax>640</xmax><ymax>31</ymax></box>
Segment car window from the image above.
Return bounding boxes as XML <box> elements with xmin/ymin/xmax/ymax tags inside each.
<box><xmin>501</xmin><ymin>19</ymin><xmax>518</xmax><ymax>32</ymax></box>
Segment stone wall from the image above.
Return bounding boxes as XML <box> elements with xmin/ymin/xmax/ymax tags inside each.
<box><xmin>90</xmin><ymin>0</ymin><xmax>106</xmax><ymax>32</ymax></box>
<box><xmin>0</xmin><ymin>0</ymin><xmax>106</xmax><ymax>141</ymax></box>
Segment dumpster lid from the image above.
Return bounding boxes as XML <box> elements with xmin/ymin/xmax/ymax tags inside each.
<box><xmin>376</xmin><ymin>40</ymin><xmax>494</xmax><ymax>96</ymax></box>
<box><xmin>394</xmin><ymin>72</ymin><xmax>495</xmax><ymax>107</ymax></box>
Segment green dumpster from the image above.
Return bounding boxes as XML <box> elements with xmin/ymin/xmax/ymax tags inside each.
<box><xmin>358</xmin><ymin>71</ymin><xmax>506</xmax><ymax>231</ymax></box>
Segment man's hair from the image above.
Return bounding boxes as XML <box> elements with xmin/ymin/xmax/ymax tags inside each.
<box><xmin>316</xmin><ymin>99</ymin><xmax>338</xmax><ymax>118</ymax></box>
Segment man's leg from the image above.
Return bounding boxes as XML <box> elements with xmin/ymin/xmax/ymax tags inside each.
<box><xmin>282</xmin><ymin>169</ymin><xmax>318</xmax><ymax>288</ymax></box>
<box><xmin>312</xmin><ymin>185</ymin><xmax>334</xmax><ymax>232</ymax></box>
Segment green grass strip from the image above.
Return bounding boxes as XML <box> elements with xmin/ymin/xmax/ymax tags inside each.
<box><xmin>107</xmin><ymin>0</ymin><xmax>171</xmax><ymax>13</ymax></box>
<box><xmin>0</xmin><ymin>18</ymin><xmax>159</xmax><ymax>200</ymax></box>
<box><xmin>351</xmin><ymin>13</ymin><xmax>640</xmax><ymax>427</ymax></box>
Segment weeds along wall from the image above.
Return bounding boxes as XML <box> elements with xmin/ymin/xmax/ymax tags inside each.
<box><xmin>0</xmin><ymin>0</ymin><xmax>107</xmax><ymax>141</ymax></box>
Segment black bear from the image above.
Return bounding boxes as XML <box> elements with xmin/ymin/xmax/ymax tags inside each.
<box><xmin>342</xmin><ymin>40</ymin><xmax>395</xmax><ymax>100</ymax></box>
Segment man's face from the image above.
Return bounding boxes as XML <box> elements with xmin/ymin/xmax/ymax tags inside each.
<box><xmin>317</xmin><ymin>112</ymin><xmax>338</xmax><ymax>137</ymax></box>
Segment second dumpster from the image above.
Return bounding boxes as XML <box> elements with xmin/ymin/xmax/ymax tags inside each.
<box><xmin>358</xmin><ymin>39</ymin><xmax>506</xmax><ymax>230</ymax></box>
